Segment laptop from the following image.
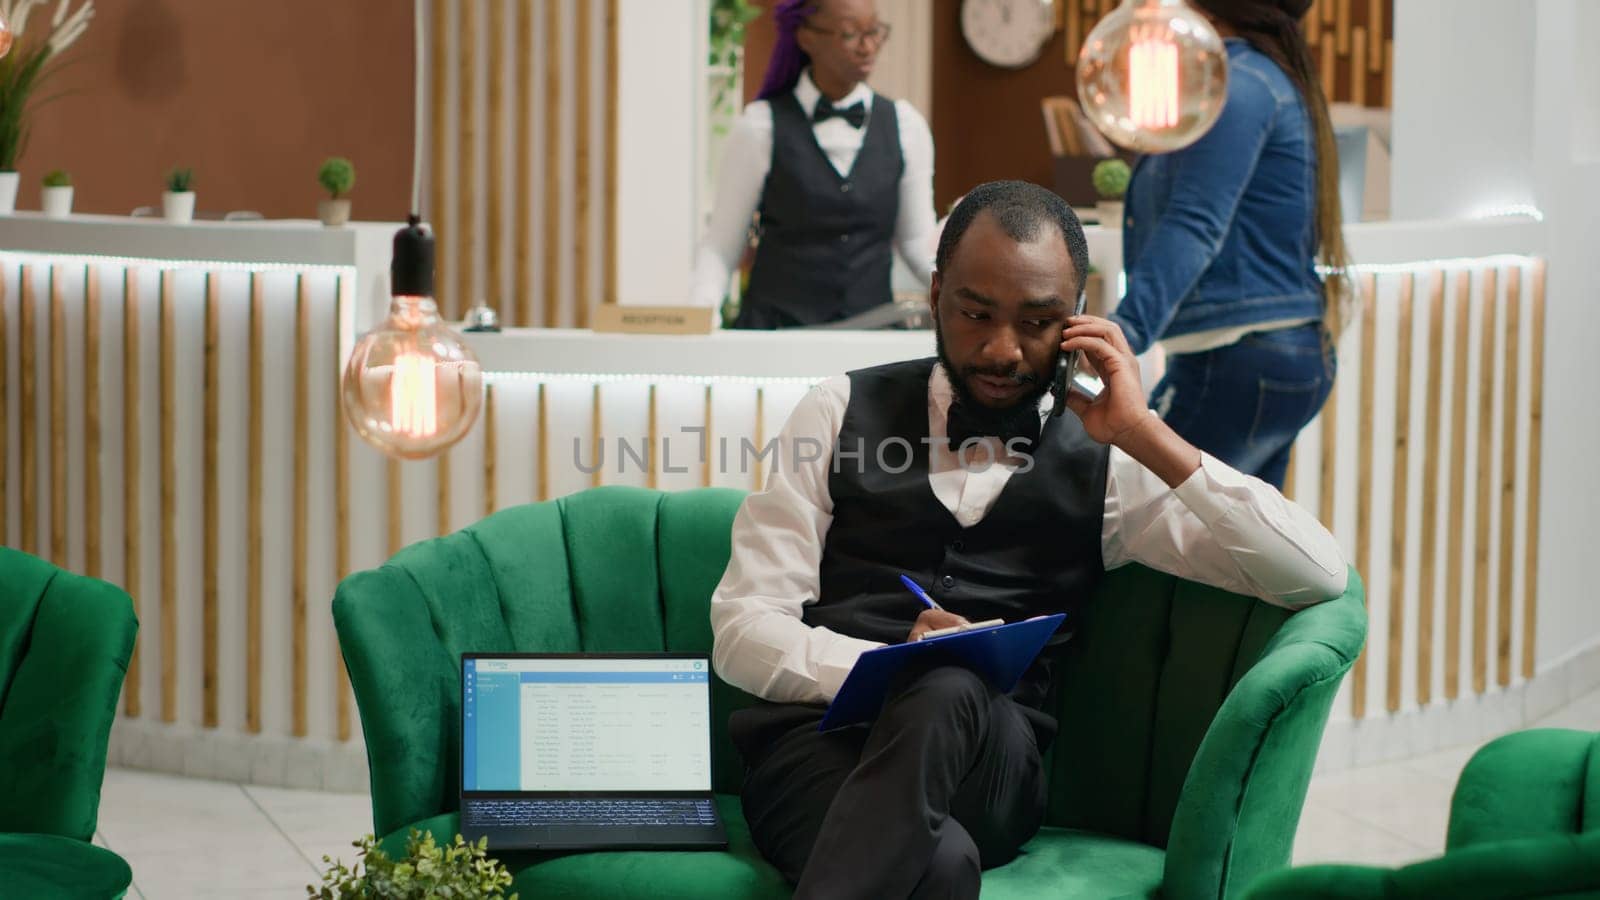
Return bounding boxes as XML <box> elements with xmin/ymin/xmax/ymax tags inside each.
<box><xmin>459</xmin><ymin>652</ymin><xmax>729</xmax><ymax>851</ymax></box>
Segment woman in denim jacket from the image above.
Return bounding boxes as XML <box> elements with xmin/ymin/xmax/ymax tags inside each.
<box><xmin>1108</xmin><ymin>0</ymin><xmax>1350</xmax><ymax>489</ymax></box>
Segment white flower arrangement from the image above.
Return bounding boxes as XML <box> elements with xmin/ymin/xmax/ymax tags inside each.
<box><xmin>0</xmin><ymin>0</ymin><xmax>95</xmax><ymax>171</ymax></box>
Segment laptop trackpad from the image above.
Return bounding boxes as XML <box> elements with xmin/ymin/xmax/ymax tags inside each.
<box><xmin>529</xmin><ymin>826</ymin><xmax>642</xmax><ymax>847</ymax></box>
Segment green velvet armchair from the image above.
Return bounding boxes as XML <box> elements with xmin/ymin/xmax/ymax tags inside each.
<box><xmin>1245</xmin><ymin>728</ymin><xmax>1600</xmax><ymax>899</ymax></box>
<box><xmin>0</xmin><ymin>547</ymin><xmax>138</xmax><ymax>900</ymax></box>
<box><xmin>333</xmin><ymin>486</ymin><xmax>1366</xmax><ymax>899</ymax></box>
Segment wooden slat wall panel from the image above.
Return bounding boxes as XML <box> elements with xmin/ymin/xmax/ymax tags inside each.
<box><xmin>124</xmin><ymin>270</ymin><xmax>142</xmax><ymax>717</ymax></box>
<box><xmin>50</xmin><ymin>267</ymin><xmax>66</xmax><ymax>564</ymax></box>
<box><xmin>85</xmin><ymin>267</ymin><xmax>102</xmax><ymax>578</ymax></box>
<box><xmin>1444</xmin><ymin>270</ymin><xmax>1471</xmax><ymax>700</ymax></box>
<box><xmin>1351</xmin><ymin>273</ymin><xmax>1377</xmax><ymax>719</ymax></box>
<box><xmin>203</xmin><ymin>274</ymin><xmax>221</xmax><ymax>728</ymax></box>
<box><xmin>1416</xmin><ymin>270</ymin><xmax>1445</xmax><ymax>708</ymax></box>
<box><xmin>1496</xmin><ymin>267</ymin><xmax>1521</xmax><ymax>687</ymax></box>
<box><xmin>1472</xmin><ymin>268</ymin><xmax>1499</xmax><ymax>695</ymax></box>
<box><xmin>246</xmin><ymin>274</ymin><xmax>264</xmax><ymax>733</ymax></box>
<box><xmin>428</xmin><ymin>0</ymin><xmax>615</xmax><ymax>329</ymax></box>
<box><xmin>1522</xmin><ymin>262</ymin><xmax>1546</xmax><ymax>680</ymax></box>
<box><xmin>159</xmin><ymin>271</ymin><xmax>177</xmax><ymax>723</ymax></box>
<box><xmin>1385</xmin><ymin>273</ymin><xmax>1414</xmax><ymax>713</ymax></box>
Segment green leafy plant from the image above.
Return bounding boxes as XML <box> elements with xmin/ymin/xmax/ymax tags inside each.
<box><xmin>1091</xmin><ymin>158</ymin><xmax>1131</xmax><ymax>201</ymax></box>
<box><xmin>708</xmin><ymin>0</ymin><xmax>762</xmax><ymax>134</ymax></box>
<box><xmin>318</xmin><ymin>157</ymin><xmax>355</xmax><ymax>199</ymax></box>
<box><xmin>41</xmin><ymin>168</ymin><xmax>69</xmax><ymax>187</ymax></box>
<box><xmin>0</xmin><ymin>2</ymin><xmax>96</xmax><ymax>172</ymax></box>
<box><xmin>307</xmin><ymin>830</ymin><xmax>518</xmax><ymax>900</ymax></box>
<box><xmin>166</xmin><ymin>167</ymin><xmax>193</xmax><ymax>192</ymax></box>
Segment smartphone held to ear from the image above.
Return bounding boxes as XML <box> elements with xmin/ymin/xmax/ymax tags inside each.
<box><xmin>1050</xmin><ymin>292</ymin><xmax>1103</xmax><ymax>417</ymax></box>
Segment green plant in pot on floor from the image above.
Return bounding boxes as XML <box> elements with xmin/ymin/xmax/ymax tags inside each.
<box><xmin>308</xmin><ymin>829</ymin><xmax>518</xmax><ymax>899</ymax></box>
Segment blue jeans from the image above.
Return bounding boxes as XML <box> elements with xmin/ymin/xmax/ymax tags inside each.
<box><xmin>1149</xmin><ymin>322</ymin><xmax>1335</xmax><ymax>490</ymax></box>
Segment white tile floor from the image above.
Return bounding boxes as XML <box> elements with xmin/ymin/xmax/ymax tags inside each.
<box><xmin>95</xmin><ymin>688</ymin><xmax>1600</xmax><ymax>899</ymax></box>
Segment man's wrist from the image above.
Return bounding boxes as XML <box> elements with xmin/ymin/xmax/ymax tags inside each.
<box><xmin>1112</xmin><ymin>413</ymin><xmax>1203</xmax><ymax>489</ymax></box>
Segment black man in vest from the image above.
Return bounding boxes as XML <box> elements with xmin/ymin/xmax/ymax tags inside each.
<box><xmin>709</xmin><ymin>181</ymin><xmax>1350</xmax><ymax>899</ymax></box>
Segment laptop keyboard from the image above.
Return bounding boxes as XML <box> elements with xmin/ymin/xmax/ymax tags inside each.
<box><xmin>464</xmin><ymin>798</ymin><xmax>717</xmax><ymax>829</ymax></box>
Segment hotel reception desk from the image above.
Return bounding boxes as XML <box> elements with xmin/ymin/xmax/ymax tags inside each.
<box><xmin>2</xmin><ymin>211</ymin><xmax>1592</xmax><ymax>791</ymax></box>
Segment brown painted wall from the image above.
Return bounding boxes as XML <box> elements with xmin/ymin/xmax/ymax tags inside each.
<box><xmin>12</xmin><ymin>0</ymin><xmax>413</xmax><ymax>220</ymax></box>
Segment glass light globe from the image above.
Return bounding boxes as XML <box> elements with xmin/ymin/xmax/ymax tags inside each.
<box><xmin>1075</xmin><ymin>0</ymin><xmax>1229</xmax><ymax>153</ymax></box>
<box><xmin>342</xmin><ymin>218</ymin><xmax>483</xmax><ymax>460</ymax></box>
<box><xmin>0</xmin><ymin>11</ymin><xmax>12</xmax><ymax>59</ymax></box>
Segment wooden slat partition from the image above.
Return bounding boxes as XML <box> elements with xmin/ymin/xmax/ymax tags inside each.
<box><xmin>515</xmin><ymin>0</ymin><xmax>534</xmax><ymax>327</ymax></box>
<box><xmin>334</xmin><ymin>276</ymin><xmax>352</xmax><ymax>742</ymax></box>
<box><xmin>454</xmin><ymin>0</ymin><xmax>477</xmax><ymax>322</ymax></box>
<box><xmin>1385</xmin><ymin>273</ymin><xmax>1415</xmax><ymax>714</ymax></box>
<box><xmin>1496</xmin><ymin>266</ymin><xmax>1521</xmax><ymax>687</ymax></box>
<box><xmin>537</xmin><ymin>383</ymin><xmax>549</xmax><ymax>501</ymax></box>
<box><xmin>605</xmin><ymin>0</ymin><xmax>619</xmax><ymax>305</ymax></box>
<box><xmin>246</xmin><ymin>274</ymin><xmax>264</xmax><ymax>733</ymax></box>
<box><xmin>292</xmin><ymin>276</ymin><xmax>311</xmax><ymax>737</ymax></box>
<box><xmin>50</xmin><ymin>267</ymin><xmax>66</xmax><ymax>564</ymax></box>
<box><xmin>1522</xmin><ymin>262</ymin><xmax>1546</xmax><ymax>680</ymax></box>
<box><xmin>438</xmin><ymin>451</ymin><xmax>452</xmax><ymax>536</ymax></box>
<box><xmin>1416</xmin><ymin>270</ymin><xmax>1446</xmax><ymax>707</ymax></box>
<box><xmin>387</xmin><ymin>458</ymin><xmax>403</xmax><ymax>556</ymax></box>
<box><xmin>429</xmin><ymin>0</ymin><xmax>449</xmax><ymax>314</ymax></box>
<box><xmin>544</xmin><ymin>0</ymin><xmax>563</xmax><ymax>327</ymax></box>
<box><xmin>575</xmin><ymin>0</ymin><xmax>593</xmax><ymax>327</ymax></box>
<box><xmin>590</xmin><ymin>384</ymin><xmax>603</xmax><ymax>487</ymax></box>
<box><xmin>647</xmin><ymin>385</ymin><xmax>659</xmax><ymax>490</ymax></box>
<box><xmin>159</xmin><ymin>270</ymin><xmax>177</xmax><ymax>722</ymax></box>
<box><xmin>1444</xmin><ymin>270</ymin><xmax>1470</xmax><ymax>700</ymax></box>
<box><xmin>1471</xmin><ymin>268</ymin><xmax>1498</xmax><ymax>695</ymax></box>
<box><xmin>203</xmin><ymin>273</ymin><xmax>221</xmax><ymax>728</ymax></box>
<box><xmin>124</xmin><ymin>270</ymin><xmax>142</xmax><ymax>717</ymax></box>
<box><xmin>487</xmin><ymin>0</ymin><xmax>506</xmax><ymax>319</ymax></box>
<box><xmin>1351</xmin><ymin>273</ymin><xmax>1377</xmax><ymax>719</ymax></box>
<box><xmin>85</xmin><ymin>267</ymin><xmax>102</xmax><ymax>578</ymax></box>
<box><xmin>483</xmin><ymin>383</ymin><xmax>498</xmax><ymax>518</ymax></box>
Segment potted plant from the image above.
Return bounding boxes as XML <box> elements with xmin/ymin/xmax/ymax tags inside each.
<box><xmin>0</xmin><ymin>1</ymin><xmax>96</xmax><ymax>214</ymax></box>
<box><xmin>1091</xmin><ymin>158</ymin><xmax>1131</xmax><ymax>228</ymax></box>
<box><xmin>308</xmin><ymin>829</ymin><xmax>518</xmax><ymax>899</ymax></box>
<box><xmin>163</xmin><ymin>166</ymin><xmax>194</xmax><ymax>223</ymax></box>
<box><xmin>40</xmin><ymin>168</ymin><xmax>71</xmax><ymax>216</ymax></box>
<box><xmin>317</xmin><ymin>156</ymin><xmax>354</xmax><ymax>226</ymax></box>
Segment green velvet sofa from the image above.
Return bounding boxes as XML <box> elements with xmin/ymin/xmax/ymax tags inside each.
<box><xmin>1245</xmin><ymin>727</ymin><xmax>1600</xmax><ymax>899</ymax></box>
<box><xmin>333</xmin><ymin>486</ymin><xmax>1367</xmax><ymax>899</ymax></box>
<box><xmin>0</xmin><ymin>547</ymin><xmax>138</xmax><ymax>899</ymax></box>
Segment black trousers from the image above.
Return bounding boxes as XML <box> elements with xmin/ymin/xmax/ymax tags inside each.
<box><xmin>730</xmin><ymin>665</ymin><xmax>1051</xmax><ymax>900</ymax></box>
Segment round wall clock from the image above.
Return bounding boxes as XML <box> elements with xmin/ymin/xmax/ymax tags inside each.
<box><xmin>961</xmin><ymin>0</ymin><xmax>1055</xmax><ymax>69</ymax></box>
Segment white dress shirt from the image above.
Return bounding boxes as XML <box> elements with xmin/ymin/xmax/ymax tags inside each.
<box><xmin>709</xmin><ymin>364</ymin><xmax>1350</xmax><ymax>706</ymax></box>
<box><xmin>690</xmin><ymin>70</ymin><xmax>939</xmax><ymax>309</ymax></box>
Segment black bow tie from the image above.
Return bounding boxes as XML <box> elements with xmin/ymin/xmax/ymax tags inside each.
<box><xmin>945</xmin><ymin>400</ymin><xmax>1043</xmax><ymax>451</ymax></box>
<box><xmin>813</xmin><ymin>99</ymin><xmax>867</xmax><ymax>129</ymax></box>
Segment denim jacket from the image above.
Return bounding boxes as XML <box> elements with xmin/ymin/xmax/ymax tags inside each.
<box><xmin>1112</xmin><ymin>39</ymin><xmax>1326</xmax><ymax>356</ymax></box>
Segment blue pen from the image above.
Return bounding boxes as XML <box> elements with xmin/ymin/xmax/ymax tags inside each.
<box><xmin>899</xmin><ymin>574</ymin><xmax>943</xmax><ymax>611</ymax></box>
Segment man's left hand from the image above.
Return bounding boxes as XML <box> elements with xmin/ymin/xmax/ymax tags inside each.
<box><xmin>1059</xmin><ymin>315</ymin><xmax>1150</xmax><ymax>446</ymax></box>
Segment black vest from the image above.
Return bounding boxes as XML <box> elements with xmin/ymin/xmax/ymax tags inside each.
<box><xmin>736</xmin><ymin>93</ymin><xmax>902</xmax><ymax>329</ymax></box>
<box><xmin>805</xmin><ymin>358</ymin><xmax>1111</xmax><ymax>708</ymax></box>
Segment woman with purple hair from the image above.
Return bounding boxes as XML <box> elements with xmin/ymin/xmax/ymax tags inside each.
<box><xmin>690</xmin><ymin>0</ymin><xmax>937</xmax><ymax>329</ymax></box>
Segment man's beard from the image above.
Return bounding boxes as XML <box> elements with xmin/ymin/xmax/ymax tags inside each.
<box><xmin>934</xmin><ymin>319</ymin><xmax>1052</xmax><ymax>437</ymax></box>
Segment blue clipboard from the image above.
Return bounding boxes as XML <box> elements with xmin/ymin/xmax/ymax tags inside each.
<box><xmin>818</xmin><ymin>613</ymin><xmax>1067</xmax><ymax>732</ymax></box>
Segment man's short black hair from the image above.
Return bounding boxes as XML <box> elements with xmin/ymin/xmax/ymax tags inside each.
<box><xmin>935</xmin><ymin>180</ymin><xmax>1091</xmax><ymax>300</ymax></box>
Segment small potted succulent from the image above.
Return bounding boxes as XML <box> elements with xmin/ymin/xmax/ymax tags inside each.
<box><xmin>41</xmin><ymin>169</ymin><xmax>73</xmax><ymax>217</ymax></box>
<box><xmin>308</xmin><ymin>829</ymin><xmax>518</xmax><ymax>899</ymax></box>
<box><xmin>317</xmin><ymin>156</ymin><xmax>355</xmax><ymax>227</ymax></box>
<box><xmin>163</xmin><ymin>167</ymin><xmax>195</xmax><ymax>223</ymax></box>
<box><xmin>1091</xmin><ymin>158</ymin><xmax>1131</xmax><ymax>229</ymax></box>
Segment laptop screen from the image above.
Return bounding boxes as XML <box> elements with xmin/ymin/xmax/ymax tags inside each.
<box><xmin>462</xmin><ymin>655</ymin><xmax>712</xmax><ymax>794</ymax></box>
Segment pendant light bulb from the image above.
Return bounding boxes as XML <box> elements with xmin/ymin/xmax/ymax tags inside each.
<box><xmin>341</xmin><ymin>216</ymin><xmax>483</xmax><ymax>460</ymax></box>
<box><xmin>1075</xmin><ymin>0</ymin><xmax>1229</xmax><ymax>153</ymax></box>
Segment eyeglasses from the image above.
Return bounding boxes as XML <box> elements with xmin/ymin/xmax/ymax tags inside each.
<box><xmin>802</xmin><ymin>21</ymin><xmax>892</xmax><ymax>48</ymax></box>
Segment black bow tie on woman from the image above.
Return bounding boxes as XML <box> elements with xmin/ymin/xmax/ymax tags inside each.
<box><xmin>813</xmin><ymin>98</ymin><xmax>867</xmax><ymax>129</ymax></box>
<box><xmin>945</xmin><ymin>398</ymin><xmax>1044</xmax><ymax>452</ymax></box>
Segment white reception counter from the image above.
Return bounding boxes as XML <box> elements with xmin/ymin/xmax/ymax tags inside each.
<box><xmin>2</xmin><ymin>211</ymin><xmax>1593</xmax><ymax>791</ymax></box>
